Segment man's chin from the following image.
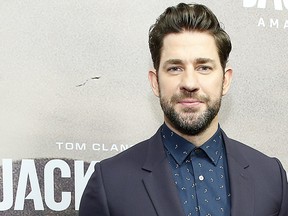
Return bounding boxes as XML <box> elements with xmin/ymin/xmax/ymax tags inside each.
<box><xmin>175</xmin><ymin>123</ymin><xmax>207</xmax><ymax>136</ymax></box>
<box><xmin>176</xmin><ymin>111</ymin><xmax>202</xmax><ymax>120</ymax></box>
<box><xmin>175</xmin><ymin>103</ymin><xmax>205</xmax><ymax>113</ymax></box>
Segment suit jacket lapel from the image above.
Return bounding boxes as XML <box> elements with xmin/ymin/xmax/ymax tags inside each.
<box><xmin>222</xmin><ymin>131</ymin><xmax>255</xmax><ymax>216</ymax></box>
<box><xmin>142</xmin><ymin>129</ymin><xmax>185</xmax><ymax>216</ymax></box>
<box><xmin>141</xmin><ymin>128</ymin><xmax>255</xmax><ymax>216</ymax></box>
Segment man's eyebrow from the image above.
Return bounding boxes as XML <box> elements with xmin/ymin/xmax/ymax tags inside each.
<box><xmin>162</xmin><ymin>58</ymin><xmax>217</xmax><ymax>68</ymax></box>
<box><xmin>194</xmin><ymin>58</ymin><xmax>216</xmax><ymax>66</ymax></box>
<box><xmin>162</xmin><ymin>59</ymin><xmax>184</xmax><ymax>67</ymax></box>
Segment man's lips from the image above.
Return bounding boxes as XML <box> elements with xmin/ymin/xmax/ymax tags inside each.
<box><xmin>178</xmin><ymin>98</ymin><xmax>203</xmax><ymax>106</ymax></box>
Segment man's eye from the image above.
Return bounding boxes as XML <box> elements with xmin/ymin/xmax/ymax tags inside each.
<box><xmin>197</xmin><ymin>66</ymin><xmax>212</xmax><ymax>72</ymax></box>
<box><xmin>167</xmin><ymin>66</ymin><xmax>182</xmax><ymax>72</ymax></box>
<box><xmin>199</xmin><ymin>66</ymin><xmax>210</xmax><ymax>70</ymax></box>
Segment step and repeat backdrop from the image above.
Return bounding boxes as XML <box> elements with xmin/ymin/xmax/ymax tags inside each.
<box><xmin>0</xmin><ymin>0</ymin><xmax>287</xmax><ymax>215</ymax></box>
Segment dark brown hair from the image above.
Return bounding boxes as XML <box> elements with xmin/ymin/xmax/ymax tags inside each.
<box><xmin>148</xmin><ymin>3</ymin><xmax>232</xmax><ymax>71</ymax></box>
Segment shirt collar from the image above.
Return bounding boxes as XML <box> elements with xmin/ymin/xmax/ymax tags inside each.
<box><xmin>161</xmin><ymin>123</ymin><xmax>224</xmax><ymax>166</ymax></box>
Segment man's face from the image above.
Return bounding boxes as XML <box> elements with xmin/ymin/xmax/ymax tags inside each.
<box><xmin>149</xmin><ymin>31</ymin><xmax>232</xmax><ymax>137</ymax></box>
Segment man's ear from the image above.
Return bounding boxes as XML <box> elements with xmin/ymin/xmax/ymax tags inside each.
<box><xmin>222</xmin><ymin>67</ymin><xmax>233</xmax><ymax>96</ymax></box>
<box><xmin>148</xmin><ymin>69</ymin><xmax>160</xmax><ymax>97</ymax></box>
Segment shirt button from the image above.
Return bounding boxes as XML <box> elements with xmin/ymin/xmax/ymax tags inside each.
<box><xmin>199</xmin><ymin>175</ymin><xmax>204</xmax><ymax>181</ymax></box>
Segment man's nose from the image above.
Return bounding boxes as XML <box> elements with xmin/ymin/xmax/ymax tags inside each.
<box><xmin>180</xmin><ymin>69</ymin><xmax>199</xmax><ymax>92</ymax></box>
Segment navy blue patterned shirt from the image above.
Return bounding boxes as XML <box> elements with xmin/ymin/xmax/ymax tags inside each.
<box><xmin>161</xmin><ymin>123</ymin><xmax>231</xmax><ymax>216</ymax></box>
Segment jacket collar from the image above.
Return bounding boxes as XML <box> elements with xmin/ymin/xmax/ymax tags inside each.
<box><xmin>141</xmin><ymin>127</ymin><xmax>255</xmax><ymax>216</ymax></box>
<box><xmin>142</xmin><ymin>128</ymin><xmax>185</xmax><ymax>216</ymax></box>
<box><xmin>221</xmin><ymin>130</ymin><xmax>254</xmax><ymax>216</ymax></box>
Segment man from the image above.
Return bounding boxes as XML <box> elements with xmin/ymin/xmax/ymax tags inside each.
<box><xmin>79</xmin><ymin>3</ymin><xmax>288</xmax><ymax>216</ymax></box>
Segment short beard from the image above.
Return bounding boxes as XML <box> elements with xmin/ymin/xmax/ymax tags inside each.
<box><xmin>160</xmin><ymin>92</ymin><xmax>222</xmax><ymax>136</ymax></box>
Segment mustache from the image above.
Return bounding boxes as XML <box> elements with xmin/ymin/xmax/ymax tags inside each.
<box><xmin>170</xmin><ymin>91</ymin><xmax>209</xmax><ymax>103</ymax></box>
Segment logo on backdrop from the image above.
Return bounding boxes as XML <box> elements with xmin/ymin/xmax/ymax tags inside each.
<box><xmin>0</xmin><ymin>158</ymin><xmax>96</xmax><ymax>213</ymax></box>
<box><xmin>56</xmin><ymin>142</ymin><xmax>132</xmax><ymax>152</ymax></box>
<box><xmin>243</xmin><ymin>0</ymin><xmax>288</xmax><ymax>29</ymax></box>
<box><xmin>0</xmin><ymin>143</ymin><xmax>132</xmax><ymax>213</ymax></box>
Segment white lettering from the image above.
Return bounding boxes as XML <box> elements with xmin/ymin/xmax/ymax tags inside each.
<box><xmin>56</xmin><ymin>142</ymin><xmax>86</xmax><ymax>151</ymax></box>
<box><xmin>44</xmin><ymin>159</ymin><xmax>71</xmax><ymax>211</ymax></box>
<box><xmin>0</xmin><ymin>159</ymin><xmax>13</xmax><ymax>210</ymax></box>
<box><xmin>120</xmin><ymin>144</ymin><xmax>130</xmax><ymax>151</ymax></box>
<box><xmin>92</xmin><ymin>143</ymin><xmax>108</xmax><ymax>151</ymax></box>
<box><xmin>76</xmin><ymin>143</ymin><xmax>86</xmax><ymax>151</ymax></box>
<box><xmin>242</xmin><ymin>0</ymin><xmax>272</xmax><ymax>8</ymax></box>
<box><xmin>284</xmin><ymin>0</ymin><xmax>288</xmax><ymax>9</ymax></box>
<box><xmin>270</xmin><ymin>18</ymin><xmax>279</xmax><ymax>27</ymax></box>
<box><xmin>284</xmin><ymin>19</ymin><xmax>288</xmax><ymax>28</ymax></box>
<box><xmin>66</xmin><ymin>143</ymin><xmax>74</xmax><ymax>150</ymax></box>
<box><xmin>74</xmin><ymin>160</ymin><xmax>97</xmax><ymax>210</ymax></box>
<box><xmin>243</xmin><ymin>0</ymin><xmax>257</xmax><ymax>7</ymax></box>
<box><xmin>102</xmin><ymin>144</ymin><xmax>109</xmax><ymax>151</ymax></box>
<box><xmin>56</xmin><ymin>142</ymin><xmax>63</xmax><ymax>150</ymax></box>
<box><xmin>243</xmin><ymin>0</ymin><xmax>288</xmax><ymax>10</ymax></box>
<box><xmin>258</xmin><ymin>17</ymin><xmax>266</xmax><ymax>27</ymax></box>
<box><xmin>110</xmin><ymin>144</ymin><xmax>118</xmax><ymax>151</ymax></box>
<box><xmin>257</xmin><ymin>0</ymin><xmax>266</xmax><ymax>8</ymax></box>
<box><xmin>14</xmin><ymin>159</ymin><xmax>44</xmax><ymax>210</ymax></box>
<box><xmin>92</xmin><ymin>143</ymin><xmax>131</xmax><ymax>152</ymax></box>
<box><xmin>257</xmin><ymin>17</ymin><xmax>288</xmax><ymax>29</ymax></box>
<box><xmin>0</xmin><ymin>159</ymin><xmax>102</xmax><ymax>211</ymax></box>
<box><xmin>274</xmin><ymin>0</ymin><xmax>284</xmax><ymax>10</ymax></box>
<box><xmin>92</xmin><ymin>143</ymin><xmax>100</xmax><ymax>150</ymax></box>
<box><xmin>57</xmin><ymin>142</ymin><xmax>131</xmax><ymax>152</ymax></box>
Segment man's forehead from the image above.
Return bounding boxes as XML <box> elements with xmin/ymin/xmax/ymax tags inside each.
<box><xmin>159</xmin><ymin>31</ymin><xmax>220</xmax><ymax>64</ymax></box>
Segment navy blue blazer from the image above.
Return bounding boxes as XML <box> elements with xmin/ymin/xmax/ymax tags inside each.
<box><xmin>79</xmin><ymin>128</ymin><xmax>288</xmax><ymax>216</ymax></box>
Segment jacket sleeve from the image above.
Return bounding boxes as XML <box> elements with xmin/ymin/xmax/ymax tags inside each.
<box><xmin>275</xmin><ymin>158</ymin><xmax>288</xmax><ymax>216</ymax></box>
<box><xmin>79</xmin><ymin>162</ymin><xmax>110</xmax><ymax>216</ymax></box>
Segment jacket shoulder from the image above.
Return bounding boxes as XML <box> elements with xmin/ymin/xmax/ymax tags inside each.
<box><xmin>227</xmin><ymin>137</ymin><xmax>273</xmax><ymax>161</ymax></box>
<box><xmin>224</xmin><ymin>134</ymin><xmax>285</xmax><ymax>176</ymax></box>
<box><xmin>99</xmin><ymin>129</ymin><xmax>162</xmax><ymax>171</ymax></box>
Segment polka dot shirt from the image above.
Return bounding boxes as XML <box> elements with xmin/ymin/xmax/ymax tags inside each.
<box><xmin>161</xmin><ymin>124</ymin><xmax>231</xmax><ymax>216</ymax></box>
